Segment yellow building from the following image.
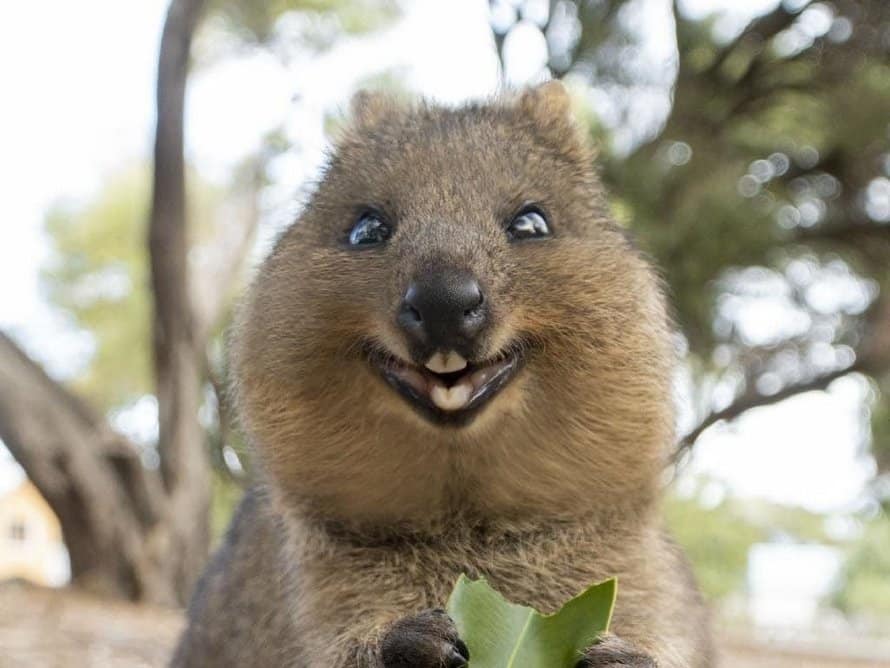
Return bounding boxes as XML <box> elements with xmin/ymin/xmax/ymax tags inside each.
<box><xmin>0</xmin><ymin>480</ymin><xmax>69</xmax><ymax>586</ymax></box>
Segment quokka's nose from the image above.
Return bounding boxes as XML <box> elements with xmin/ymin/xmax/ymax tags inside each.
<box><xmin>397</xmin><ymin>270</ymin><xmax>487</xmax><ymax>353</ymax></box>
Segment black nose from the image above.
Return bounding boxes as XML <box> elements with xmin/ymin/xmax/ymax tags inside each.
<box><xmin>397</xmin><ymin>270</ymin><xmax>487</xmax><ymax>353</ymax></box>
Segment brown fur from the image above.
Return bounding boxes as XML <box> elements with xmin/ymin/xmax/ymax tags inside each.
<box><xmin>173</xmin><ymin>83</ymin><xmax>715</xmax><ymax>667</ymax></box>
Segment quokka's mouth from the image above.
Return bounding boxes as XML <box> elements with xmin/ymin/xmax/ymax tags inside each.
<box><xmin>366</xmin><ymin>346</ymin><xmax>522</xmax><ymax>426</ymax></box>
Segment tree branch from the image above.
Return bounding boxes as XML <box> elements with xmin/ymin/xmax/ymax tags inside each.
<box><xmin>703</xmin><ymin>1</ymin><xmax>813</xmax><ymax>79</ymax></box>
<box><xmin>793</xmin><ymin>222</ymin><xmax>890</xmax><ymax>246</ymax></box>
<box><xmin>673</xmin><ymin>359</ymin><xmax>872</xmax><ymax>463</ymax></box>
<box><xmin>0</xmin><ymin>333</ymin><xmax>165</xmax><ymax>597</ymax></box>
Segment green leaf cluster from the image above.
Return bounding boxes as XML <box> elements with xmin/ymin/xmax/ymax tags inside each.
<box><xmin>447</xmin><ymin>575</ymin><xmax>616</xmax><ymax>668</ymax></box>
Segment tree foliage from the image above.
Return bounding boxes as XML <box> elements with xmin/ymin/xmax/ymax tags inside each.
<box><xmin>494</xmin><ymin>0</ymin><xmax>890</xmax><ymax>478</ymax></box>
<box><xmin>492</xmin><ymin>0</ymin><xmax>890</xmax><ymax>620</ymax></box>
<box><xmin>834</xmin><ymin>512</ymin><xmax>890</xmax><ymax>622</ymax></box>
<box><xmin>664</xmin><ymin>494</ymin><xmax>764</xmax><ymax>601</ymax></box>
<box><xmin>202</xmin><ymin>0</ymin><xmax>399</xmax><ymax>59</ymax></box>
<box><xmin>41</xmin><ymin>168</ymin><xmax>223</xmax><ymax>413</ymax></box>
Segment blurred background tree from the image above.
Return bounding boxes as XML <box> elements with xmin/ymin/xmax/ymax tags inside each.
<box><xmin>42</xmin><ymin>169</ymin><xmax>155</xmax><ymax>413</ymax></box>
<box><xmin>492</xmin><ymin>0</ymin><xmax>890</xmax><ymax>465</ymax></box>
<box><xmin>835</xmin><ymin>515</ymin><xmax>890</xmax><ymax>620</ymax></box>
<box><xmin>0</xmin><ymin>0</ymin><xmax>399</xmax><ymax>606</ymax></box>
<box><xmin>41</xmin><ymin>167</ymin><xmax>229</xmax><ymax>413</ymax></box>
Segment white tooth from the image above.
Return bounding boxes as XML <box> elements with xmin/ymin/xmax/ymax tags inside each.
<box><xmin>442</xmin><ymin>351</ymin><xmax>468</xmax><ymax>373</ymax></box>
<box><xmin>425</xmin><ymin>351</ymin><xmax>468</xmax><ymax>374</ymax></box>
<box><xmin>430</xmin><ymin>381</ymin><xmax>473</xmax><ymax>411</ymax></box>
<box><xmin>425</xmin><ymin>352</ymin><xmax>448</xmax><ymax>374</ymax></box>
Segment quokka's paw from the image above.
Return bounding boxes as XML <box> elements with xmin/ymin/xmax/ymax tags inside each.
<box><xmin>575</xmin><ymin>634</ymin><xmax>657</xmax><ymax>668</ymax></box>
<box><xmin>380</xmin><ymin>608</ymin><xmax>470</xmax><ymax>668</ymax></box>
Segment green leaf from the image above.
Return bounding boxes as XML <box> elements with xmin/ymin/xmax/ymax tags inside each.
<box><xmin>446</xmin><ymin>575</ymin><xmax>617</xmax><ymax>668</ymax></box>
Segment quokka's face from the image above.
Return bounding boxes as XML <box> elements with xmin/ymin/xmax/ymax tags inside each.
<box><xmin>235</xmin><ymin>84</ymin><xmax>668</xmax><ymax>449</ymax></box>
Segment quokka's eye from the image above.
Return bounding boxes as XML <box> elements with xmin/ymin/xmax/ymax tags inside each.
<box><xmin>506</xmin><ymin>206</ymin><xmax>551</xmax><ymax>241</ymax></box>
<box><xmin>348</xmin><ymin>211</ymin><xmax>392</xmax><ymax>247</ymax></box>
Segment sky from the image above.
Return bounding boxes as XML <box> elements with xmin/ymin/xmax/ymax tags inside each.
<box><xmin>0</xmin><ymin>0</ymin><xmax>877</xmax><ymax>519</ymax></box>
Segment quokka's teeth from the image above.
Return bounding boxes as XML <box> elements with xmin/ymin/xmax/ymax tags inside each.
<box><xmin>425</xmin><ymin>351</ymin><xmax>468</xmax><ymax>374</ymax></box>
<box><xmin>429</xmin><ymin>381</ymin><xmax>473</xmax><ymax>411</ymax></box>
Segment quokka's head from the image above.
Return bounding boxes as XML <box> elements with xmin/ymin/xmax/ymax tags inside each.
<box><xmin>233</xmin><ymin>82</ymin><xmax>675</xmax><ymax>524</ymax></box>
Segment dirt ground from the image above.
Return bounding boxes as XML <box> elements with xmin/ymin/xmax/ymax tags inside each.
<box><xmin>0</xmin><ymin>583</ymin><xmax>181</xmax><ymax>667</ymax></box>
<box><xmin>1</xmin><ymin>582</ymin><xmax>888</xmax><ymax>668</ymax></box>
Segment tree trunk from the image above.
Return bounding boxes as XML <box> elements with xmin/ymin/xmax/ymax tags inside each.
<box><xmin>0</xmin><ymin>334</ymin><xmax>167</xmax><ymax>600</ymax></box>
<box><xmin>0</xmin><ymin>0</ymin><xmax>212</xmax><ymax>608</ymax></box>
<box><xmin>147</xmin><ymin>0</ymin><xmax>211</xmax><ymax>604</ymax></box>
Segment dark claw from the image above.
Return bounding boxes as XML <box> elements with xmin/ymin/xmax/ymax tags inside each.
<box><xmin>446</xmin><ymin>637</ymin><xmax>470</xmax><ymax>667</ymax></box>
<box><xmin>380</xmin><ymin>609</ymin><xmax>470</xmax><ymax>668</ymax></box>
<box><xmin>455</xmin><ymin>638</ymin><xmax>470</xmax><ymax>660</ymax></box>
<box><xmin>447</xmin><ymin>646</ymin><xmax>469</xmax><ymax>668</ymax></box>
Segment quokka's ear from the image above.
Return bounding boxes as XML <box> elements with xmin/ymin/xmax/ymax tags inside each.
<box><xmin>348</xmin><ymin>89</ymin><xmax>397</xmax><ymax>130</ymax></box>
<box><xmin>516</xmin><ymin>79</ymin><xmax>593</xmax><ymax>158</ymax></box>
<box><xmin>518</xmin><ymin>79</ymin><xmax>573</xmax><ymax>128</ymax></box>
